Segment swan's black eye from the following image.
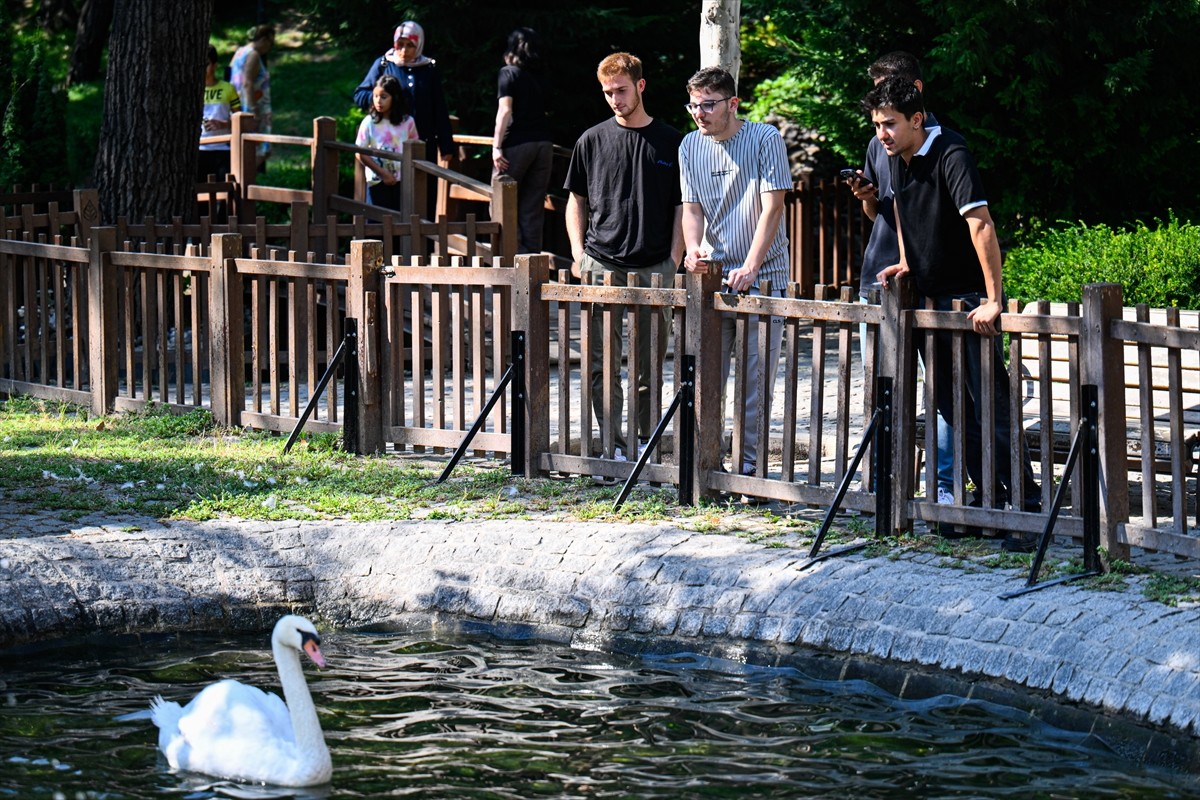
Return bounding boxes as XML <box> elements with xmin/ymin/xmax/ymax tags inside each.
<box><xmin>300</xmin><ymin>630</ymin><xmax>321</xmax><ymax>647</ymax></box>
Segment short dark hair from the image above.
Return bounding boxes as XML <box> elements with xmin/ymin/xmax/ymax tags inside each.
<box><xmin>504</xmin><ymin>27</ymin><xmax>541</xmax><ymax>69</ymax></box>
<box><xmin>206</xmin><ymin>45</ymin><xmax>218</xmax><ymax>66</ymax></box>
<box><xmin>867</xmin><ymin>51</ymin><xmax>923</xmax><ymax>84</ymax></box>
<box><xmin>862</xmin><ymin>75</ymin><xmax>924</xmax><ymax>120</ymax></box>
<box><xmin>686</xmin><ymin>66</ymin><xmax>736</xmax><ymax>98</ymax></box>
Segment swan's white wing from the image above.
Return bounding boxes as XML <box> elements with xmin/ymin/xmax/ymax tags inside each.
<box><xmin>156</xmin><ymin>679</ymin><xmax>302</xmax><ymax>782</ymax></box>
<box><xmin>175</xmin><ymin>680</ymin><xmax>294</xmax><ymax>744</ymax></box>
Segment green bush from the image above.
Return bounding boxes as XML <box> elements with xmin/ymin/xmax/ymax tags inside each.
<box><xmin>1004</xmin><ymin>214</ymin><xmax>1200</xmax><ymax>309</ymax></box>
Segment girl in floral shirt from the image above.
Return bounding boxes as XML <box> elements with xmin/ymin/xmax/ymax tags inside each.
<box><xmin>356</xmin><ymin>75</ymin><xmax>419</xmax><ymax>210</ymax></box>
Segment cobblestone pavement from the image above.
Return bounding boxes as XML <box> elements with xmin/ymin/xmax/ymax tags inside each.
<box><xmin>1</xmin><ymin>501</ymin><xmax>1198</xmax><ymax>768</ymax></box>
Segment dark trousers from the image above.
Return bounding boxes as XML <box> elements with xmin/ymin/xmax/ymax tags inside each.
<box><xmin>920</xmin><ymin>292</ymin><xmax>1042</xmax><ymax>510</ymax></box>
<box><xmin>492</xmin><ymin>140</ymin><xmax>553</xmax><ymax>254</ymax></box>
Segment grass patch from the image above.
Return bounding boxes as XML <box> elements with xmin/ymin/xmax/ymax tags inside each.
<box><xmin>1144</xmin><ymin>573</ymin><xmax>1200</xmax><ymax>607</ymax></box>
<box><xmin>0</xmin><ymin>400</ymin><xmax>793</xmax><ymax>534</ymax></box>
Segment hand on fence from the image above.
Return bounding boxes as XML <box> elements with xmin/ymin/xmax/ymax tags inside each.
<box><xmin>967</xmin><ymin>299</ymin><xmax>1002</xmax><ymax>336</ymax></box>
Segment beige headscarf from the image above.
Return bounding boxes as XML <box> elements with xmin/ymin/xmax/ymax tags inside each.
<box><xmin>388</xmin><ymin>20</ymin><xmax>432</xmax><ymax>66</ymax></box>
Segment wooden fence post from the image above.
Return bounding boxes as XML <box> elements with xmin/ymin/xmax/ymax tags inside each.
<box><xmin>229</xmin><ymin>111</ymin><xmax>256</xmax><ymax>219</ymax></box>
<box><xmin>411</xmin><ymin>140</ymin><xmax>428</xmax><ymax>221</ymax></box>
<box><xmin>491</xmin><ymin>175</ymin><xmax>518</xmax><ymax>267</ymax></box>
<box><xmin>686</xmin><ymin>265</ymin><xmax>724</xmax><ymax>502</ymax></box>
<box><xmin>310</xmin><ymin>116</ymin><xmax>338</xmax><ymax>221</ymax></box>
<box><xmin>514</xmin><ymin>253</ymin><xmax>550</xmax><ymax>476</ymax></box>
<box><xmin>348</xmin><ymin>239</ymin><xmax>384</xmax><ymax>454</ymax></box>
<box><xmin>208</xmin><ymin>232</ymin><xmax>243</xmax><ymax>427</ymax></box>
<box><xmin>86</xmin><ymin>226</ymin><xmax>117</xmax><ymax>416</ymax></box>
<box><xmin>878</xmin><ymin>273</ymin><xmax>918</xmax><ymax>535</ymax></box>
<box><xmin>1081</xmin><ymin>282</ymin><xmax>1131</xmax><ymax>562</ymax></box>
<box><xmin>72</xmin><ymin>188</ymin><xmax>100</xmax><ymax>244</ymax></box>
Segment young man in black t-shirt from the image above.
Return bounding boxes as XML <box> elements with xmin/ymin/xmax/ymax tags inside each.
<box><xmin>565</xmin><ymin>52</ymin><xmax>684</xmax><ymax>461</ymax></box>
<box><xmin>865</xmin><ymin>77</ymin><xmax>1042</xmax><ymax>551</ymax></box>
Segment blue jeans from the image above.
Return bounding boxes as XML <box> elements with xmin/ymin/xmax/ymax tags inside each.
<box><xmin>919</xmin><ymin>292</ymin><xmax>1041</xmax><ymax>509</ymax></box>
<box><xmin>861</xmin><ymin>293</ymin><xmax>953</xmax><ymax>493</ymax></box>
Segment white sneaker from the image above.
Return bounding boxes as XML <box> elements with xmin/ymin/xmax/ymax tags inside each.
<box><xmin>937</xmin><ymin>487</ymin><xmax>955</xmax><ymax>505</ymax></box>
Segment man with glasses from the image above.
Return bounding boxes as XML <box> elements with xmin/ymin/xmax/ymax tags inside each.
<box><xmin>680</xmin><ymin>66</ymin><xmax>790</xmax><ymax>478</ymax></box>
<box><xmin>565</xmin><ymin>52</ymin><xmax>683</xmax><ymax>462</ymax></box>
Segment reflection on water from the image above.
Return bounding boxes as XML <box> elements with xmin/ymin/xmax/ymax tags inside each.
<box><xmin>0</xmin><ymin>630</ymin><xmax>1195</xmax><ymax>798</ymax></box>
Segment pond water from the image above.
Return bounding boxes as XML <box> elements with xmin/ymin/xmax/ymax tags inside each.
<box><xmin>0</xmin><ymin>629</ymin><xmax>1195</xmax><ymax>799</ymax></box>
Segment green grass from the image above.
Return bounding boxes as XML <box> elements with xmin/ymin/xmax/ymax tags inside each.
<box><xmin>0</xmin><ymin>399</ymin><xmax>777</xmax><ymax>531</ymax></box>
<box><xmin>3</xmin><ymin>398</ymin><xmax>1196</xmax><ymax>607</ymax></box>
<box><xmin>1144</xmin><ymin>573</ymin><xmax>1200</xmax><ymax>607</ymax></box>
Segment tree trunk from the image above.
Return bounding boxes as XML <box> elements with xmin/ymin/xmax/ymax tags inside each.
<box><xmin>93</xmin><ymin>0</ymin><xmax>212</xmax><ymax>222</ymax></box>
<box><xmin>67</xmin><ymin>0</ymin><xmax>116</xmax><ymax>86</ymax></box>
<box><xmin>700</xmin><ymin>0</ymin><xmax>741</xmax><ymax>87</ymax></box>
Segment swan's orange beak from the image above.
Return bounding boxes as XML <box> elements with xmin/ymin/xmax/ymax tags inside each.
<box><xmin>303</xmin><ymin>638</ymin><xmax>327</xmax><ymax>669</ymax></box>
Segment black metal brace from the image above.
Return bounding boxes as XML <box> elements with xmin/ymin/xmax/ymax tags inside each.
<box><xmin>437</xmin><ymin>330</ymin><xmax>526</xmax><ymax>483</ymax></box>
<box><xmin>612</xmin><ymin>355</ymin><xmax>696</xmax><ymax>511</ymax></box>
<box><xmin>283</xmin><ymin>318</ymin><xmax>358</xmax><ymax>455</ymax></box>
<box><xmin>1000</xmin><ymin>384</ymin><xmax>1101</xmax><ymax>599</ymax></box>
<box><xmin>796</xmin><ymin>376</ymin><xmax>893</xmax><ymax>571</ymax></box>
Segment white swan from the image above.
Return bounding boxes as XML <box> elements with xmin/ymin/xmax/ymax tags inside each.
<box><xmin>148</xmin><ymin>615</ymin><xmax>333</xmax><ymax>787</ymax></box>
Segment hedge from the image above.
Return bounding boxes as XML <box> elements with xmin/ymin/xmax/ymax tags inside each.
<box><xmin>1003</xmin><ymin>214</ymin><xmax>1200</xmax><ymax>310</ymax></box>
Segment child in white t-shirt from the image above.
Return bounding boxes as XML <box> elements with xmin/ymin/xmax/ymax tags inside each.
<box><xmin>355</xmin><ymin>74</ymin><xmax>419</xmax><ymax>211</ymax></box>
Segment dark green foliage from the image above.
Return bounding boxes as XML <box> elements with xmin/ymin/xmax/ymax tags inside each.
<box><xmin>1</xmin><ymin>44</ymin><xmax>71</xmax><ymax>189</ymax></box>
<box><xmin>741</xmin><ymin>0</ymin><xmax>1200</xmax><ymax>231</ymax></box>
<box><xmin>1003</xmin><ymin>214</ymin><xmax>1200</xmax><ymax>308</ymax></box>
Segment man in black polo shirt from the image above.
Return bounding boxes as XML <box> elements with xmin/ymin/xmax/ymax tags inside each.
<box><xmin>864</xmin><ymin>77</ymin><xmax>1041</xmax><ymax>551</ymax></box>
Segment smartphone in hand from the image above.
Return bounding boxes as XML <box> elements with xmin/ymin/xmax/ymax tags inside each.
<box><xmin>840</xmin><ymin>168</ymin><xmax>874</xmax><ymax>189</ymax></box>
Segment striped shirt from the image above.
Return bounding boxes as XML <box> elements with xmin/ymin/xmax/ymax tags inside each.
<box><xmin>679</xmin><ymin>120</ymin><xmax>791</xmax><ymax>289</ymax></box>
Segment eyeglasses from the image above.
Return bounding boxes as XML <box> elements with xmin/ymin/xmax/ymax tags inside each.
<box><xmin>684</xmin><ymin>96</ymin><xmax>732</xmax><ymax>115</ymax></box>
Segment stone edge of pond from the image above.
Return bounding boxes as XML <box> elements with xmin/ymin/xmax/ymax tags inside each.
<box><xmin>1</xmin><ymin>516</ymin><xmax>1198</xmax><ymax>776</ymax></box>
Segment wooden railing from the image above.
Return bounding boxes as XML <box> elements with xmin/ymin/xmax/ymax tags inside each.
<box><xmin>2</xmin><ymin>208</ymin><xmax>1196</xmax><ymax>563</ymax></box>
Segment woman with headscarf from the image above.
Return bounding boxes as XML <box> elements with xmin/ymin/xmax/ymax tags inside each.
<box><xmin>353</xmin><ymin>21</ymin><xmax>455</xmax><ymax>165</ymax></box>
<box><xmin>491</xmin><ymin>27</ymin><xmax>553</xmax><ymax>253</ymax></box>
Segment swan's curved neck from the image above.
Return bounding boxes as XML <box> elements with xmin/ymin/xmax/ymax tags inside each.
<box><xmin>273</xmin><ymin>639</ymin><xmax>332</xmax><ymax>780</ymax></box>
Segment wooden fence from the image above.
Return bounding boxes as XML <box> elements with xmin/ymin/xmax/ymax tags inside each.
<box><xmin>3</xmin><ymin>219</ymin><xmax>1197</xmax><ymax>564</ymax></box>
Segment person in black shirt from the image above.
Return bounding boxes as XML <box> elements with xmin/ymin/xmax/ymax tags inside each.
<box><xmin>491</xmin><ymin>28</ymin><xmax>553</xmax><ymax>253</ymax></box>
<box><xmin>866</xmin><ymin>77</ymin><xmax>1042</xmax><ymax>551</ymax></box>
<box><xmin>564</xmin><ymin>52</ymin><xmax>683</xmax><ymax>460</ymax></box>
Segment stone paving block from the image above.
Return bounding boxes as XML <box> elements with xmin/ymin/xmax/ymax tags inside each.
<box><xmin>865</xmin><ymin>627</ymin><xmax>895</xmax><ymax>660</ymax></box>
<box><xmin>1026</xmin><ymin>656</ymin><xmax>1059</xmax><ymax>690</ymax></box>
<box><xmin>700</xmin><ymin>614</ymin><xmax>730</xmax><ymax>637</ymax></box>
<box><xmin>981</xmin><ymin>646</ymin><xmax>1012</xmax><ymax>678</ymax></box>
<box><xmin>712</xmin><ymin>590</ymin><xmax>748</xmax><ymax>615</ymax></box>
<box><xmin>1169</xmin><ymin>704</ymin><xmax>1200</xmax><ymax>736</ymax></box>
<box><xmin>754</xmin><ymin>615</ymin><xmax>783</xmax><ymax>643</ymax></box>
<box><xmin>914</xmin><ymin>636</ymin><xmax>945</xmax><ymax>666</ymax></box>
<box><xmin>824</xmin><ymin>623</ymin><xmax>857</xmax><ymax>653</ymax></box>
<box><xmin>739</xmin><ymin>591</ymin><xmax>776</xmax><ymax>614</ymax></box>
<box><xmin>728</xmin><ymin>613</ymin><xmax>758</xmax><ymax>639</ymax></box>
<box><xmin>796</xmin><ymin>618</ymin><xmax>831</xmax><ymax>648</ymax></box>
<box><xmin>959</xmin><ymin>643</ymin><xmax>997</xmax><ymax>676</ymax></box>
<box><xmin>939</xmin><ymin>640</ymin><xmax>972</xmax><ymax>672</ymax></box>
<box><xmin>654</xmin><ymin>559</ymin><xmax>689</xmax><ymax>584</ymax></box>
<box><xmin>677</xmin><ymin>610</ymin><xmax>705</xmax><ymax>637</ymax></box>
<box><xmin>463</xmin><ymin>589</ymin><xmax>501</xmax><ymax>620</ymax></box>
<box><xmin>552</xmin><ymin>596</ymin><xmax>591</xmax><ymax>628</ymax></box>
<box><xmin>604</xmin><ymin>605</ymin><xmax>634</xmax><ymax>632</ymax></box>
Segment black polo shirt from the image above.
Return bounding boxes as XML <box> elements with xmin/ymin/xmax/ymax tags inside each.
<box><xmin>890</xmin><ymin>127</ymin><xmax>989</xmax><ymax>297</ymax></box>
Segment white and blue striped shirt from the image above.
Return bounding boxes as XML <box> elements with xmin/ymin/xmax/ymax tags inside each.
<box><xmin>679</xmin><ymin>120</ymin><xmax>791</xmax><ymax>289</ymax></box>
